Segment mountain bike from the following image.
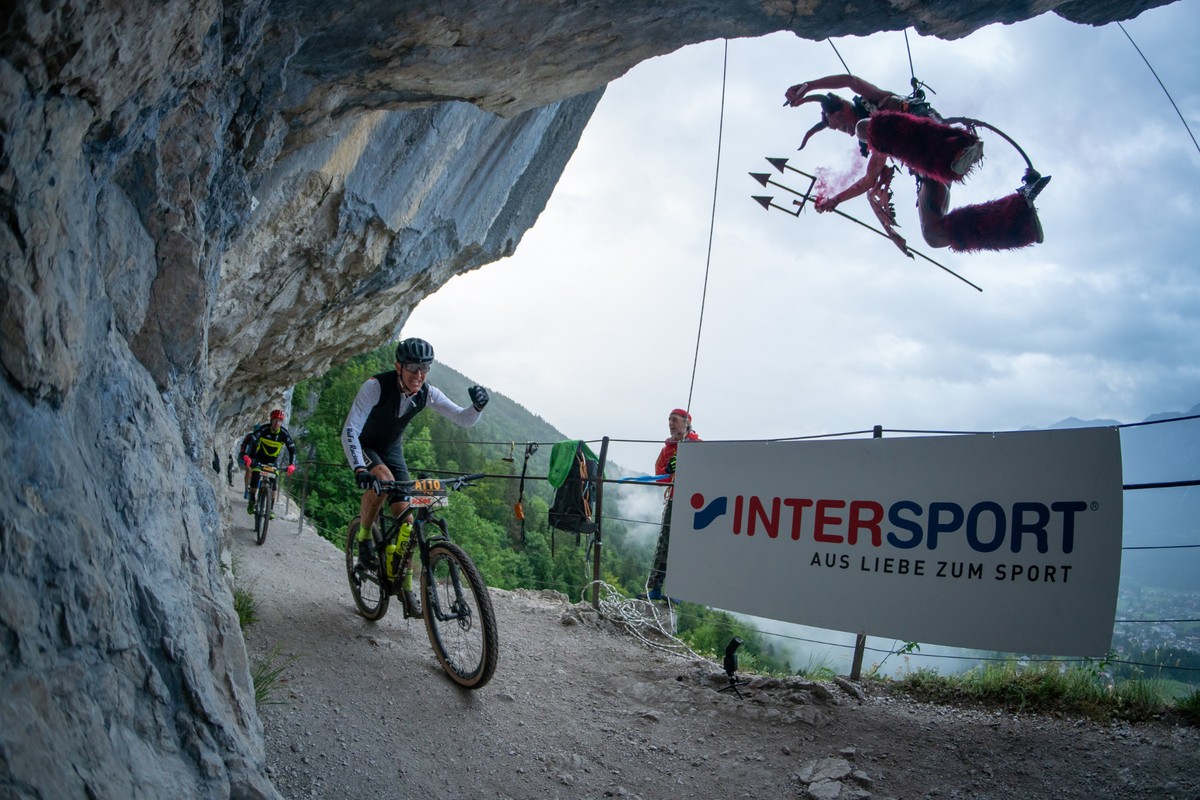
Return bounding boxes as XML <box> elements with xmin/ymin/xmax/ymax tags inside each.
<box><xmin>251</xmin><ymin>464</ymin><xmax>277</xmax><ymax>545</ymax></box>
<box><xmin>344</xmin><ymin>472</ymin><xmax>498</xmax><ymax>689</ymax></box>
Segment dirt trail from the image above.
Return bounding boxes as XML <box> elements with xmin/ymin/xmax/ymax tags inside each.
<box><xmin>228</xmin><ymin>484</ymin><xmax>1199</xmax><ymax>800</ymax></box>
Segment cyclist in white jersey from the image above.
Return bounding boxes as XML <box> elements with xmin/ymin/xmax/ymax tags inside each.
<box><xmin>341</xmin><ymin>337</ymin><xmax>489</xmax><ymax>616</ymax></box>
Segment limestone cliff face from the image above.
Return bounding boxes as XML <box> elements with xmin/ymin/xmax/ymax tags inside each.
<box><xmin>0</xmin><ymin>0</ymin><xmax>1171</xmax><ymax>796</ymax></box>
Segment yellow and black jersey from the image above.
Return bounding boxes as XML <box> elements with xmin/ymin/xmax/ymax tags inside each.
<box><xmin>243</xmin><ymin>423</ymin><xmax>296</xmax><ymax>468</ymax></box>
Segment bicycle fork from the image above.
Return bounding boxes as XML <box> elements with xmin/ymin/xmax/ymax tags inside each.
<box><xmin>417</xmin><ymin>519</ymin><xmax>470</xmax><ymax>625</ymax></box>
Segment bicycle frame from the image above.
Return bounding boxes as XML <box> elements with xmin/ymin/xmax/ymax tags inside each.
<box><xmin>373</xmin><ymin>481</ymin><xmax>460</xmax><ymax>619</ymax></box>
<box><xmin>251</xmin><ymin>463</ymin><xmax>278</xmax><ymax>492</ymax></box>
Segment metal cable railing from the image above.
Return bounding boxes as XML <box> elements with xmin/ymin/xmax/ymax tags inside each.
<box><xmin>263</xmin><ymin>412</ymin><xmax>1197</xmax><ymax>677</ymax></box>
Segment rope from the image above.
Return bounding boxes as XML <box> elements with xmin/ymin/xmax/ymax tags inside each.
<box><xmin>941</xmin><ymin>116</ymin><xmax>1034</xmax><ymax>171</ymax></box>
<box><xmin>1118</xmin><ymin>22</ymin><xmax>1200</xmax><ymax>158</ymax></box>
<box><xmin>904</xmin><ymin>29</ymin><xmax>915</xmax><ymax>85</ymax></box>
<box><xmin>685</xmin><ymin>39</ymin><xmax>728</xmax><ymax>415</ymax></box>
<box><xmin>826</xmin><ymin>38</ymin><xmax>851</xmax><ymax>74</ymax></box>
<box><xmin>583</xmin><ymin>580</ymin><xmax>709</xmax><ymax>663</ymax></box>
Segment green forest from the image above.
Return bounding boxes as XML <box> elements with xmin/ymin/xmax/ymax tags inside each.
<box><xmin>287</xmin><ymin>344</ymin><xmax>797</xmax><ymax>676</ymax></box>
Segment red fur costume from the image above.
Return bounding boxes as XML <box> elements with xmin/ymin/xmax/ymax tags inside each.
<box><xmin>864</xmin><ymin>111</ymin><xmax>980</xmax><ymax>185</ymax></box>
<box><xmin>943</xmin><ymin>193</ymin><xmax>1042</xmax><ymax>253</ymax></box>
<box><xmin>864</xmin><ymin>111</ymin><xmax>1040</xmax><ymax>252</ymax></box>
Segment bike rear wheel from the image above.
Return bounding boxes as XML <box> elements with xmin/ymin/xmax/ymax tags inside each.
<box><xmin>345</xmin><ymin>516</ymin><xmax>389</xmax><ymax>620</ymax></box>
<box><xmin>254</xmin><ymin>483</ymin><xmax>272</xmax><ymax>545</ymax></box>
<box><xmin>422</xmin><ymin>541</ymin><xmax>498</xmax><ymax>689</ymax></box>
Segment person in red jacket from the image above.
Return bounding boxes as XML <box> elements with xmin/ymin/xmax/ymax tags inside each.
<box><xmin>641</xmin><ymin>408</ymin><xmax>702</xmax><ymax>602</ymax></box>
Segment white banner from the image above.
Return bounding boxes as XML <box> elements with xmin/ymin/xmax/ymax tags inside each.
<box><xmin>668</xmin><ymin>428</ymin><xmax>1123</xmax><ymax>656</ymax></box>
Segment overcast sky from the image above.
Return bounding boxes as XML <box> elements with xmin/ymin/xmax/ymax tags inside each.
<box><xmin>407</xmin><ymin>3</ymin><xmax>1200</xmax><ymax>476</ymax></box>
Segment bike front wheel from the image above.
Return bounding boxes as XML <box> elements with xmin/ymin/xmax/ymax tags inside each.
<box><xmin>254</xmin><ymin>484</ymin><xmax>272</xmax><ymax>545</ymax></box>
<box><xmin>421</xmin><ymin>541</ymin><xmax>498</xmax><ymax>689</ymax></box>
<box><xmin>345</xmin><ymin>516</ymin><xmax>389</xmax><ymax>620</ymax></box>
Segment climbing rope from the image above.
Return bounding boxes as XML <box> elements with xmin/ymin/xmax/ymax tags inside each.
<box><xmin>886</xmin><ymin>31</ymin><xmax>1036</xmax><ymax>173</ymax></box>
<box><xmin>583</xmin><ymin>580</ymin><xmax>709</xmax><ymax>662</ymax></box>
<box><xmin>1117</xmin><ymin>21</ymin><xmax>1200</xmax><ymax>158</ymax></box>
<box><xmin>904</xmin><ymin>29</ymin><xmax>916</xmax><ymax>85</ymax></box>
<box><xmin>826</xmin><ymin>38</ymin><xmax>850</xmax><ymax>74</ymax></box>
<box><xmin>685</xmin><ymin>39</ymin><xmax>728</xmax><ymax>415</ymax></box>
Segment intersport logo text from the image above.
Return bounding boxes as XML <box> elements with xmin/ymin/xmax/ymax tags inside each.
<box><xmin>689</xmin><ymin>492</ymin><xmax>1090</xmax><ymax>555</ymax></box>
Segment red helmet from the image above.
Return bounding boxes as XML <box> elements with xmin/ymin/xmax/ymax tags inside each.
<box><xmin>270</xmin><ymin>409</ymin><xmax>285</xmax><ymax>421</ymax></box>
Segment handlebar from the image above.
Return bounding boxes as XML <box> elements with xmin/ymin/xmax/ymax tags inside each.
<box><xmin>375</xmin><ymin>473</ymin><xmax>486</xmax><ymax>495</ymax></box>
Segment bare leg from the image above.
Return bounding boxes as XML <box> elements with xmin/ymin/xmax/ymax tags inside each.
<box><xmin>917</xmin><ymin>179</ymin><xmax>952</xmax><ymax>249</ymax></box>
<box><xmin>358</xmin><ymin>464</ymin><xmax>394</xmax><ymax>531</ymax></box>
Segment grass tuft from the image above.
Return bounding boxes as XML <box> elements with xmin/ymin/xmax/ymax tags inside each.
<box><xmin>229</xmin><ymin>553</ymin><xmax>258</xmax><ymax>629</ymax></box>
<box><xmin>885</xmin><ymin>660</ymin><xmax>1187</xmax><ymax>723</ymax></box>
<box><xmin>233</xmin><ymin>585</ymin><xmax>257</xmax><ymax>628</ymax></box>
<box><xmin>1177</xmin><ymin>689</ymin><xmax>1200</xmax><ymax>725</ymax></box>
<box><xmin>251</xmin><ymin>645</ymin><xmax>298</xmax><ymax>707</ymax></box>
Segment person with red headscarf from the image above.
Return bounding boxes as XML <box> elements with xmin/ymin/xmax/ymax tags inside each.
<box><xmin>641</xmin><ymin>408</ymin><xmax>702</xmax><ymax>602</ymax></box>
<box><xmin>784</xmin><ymin>74</ymin><xmax>1050</xmax><ymax>253</ymax></box>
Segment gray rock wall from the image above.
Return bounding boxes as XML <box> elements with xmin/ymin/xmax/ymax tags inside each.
<box><xmin>0</xmin><ymin>0</ymin><xmax>1172</xmax><ymax>796</ymax></box>
<box><xmin>210</xmin><ymin>96</ymin><xmax>603</xmax><ymax>429</ymax></box>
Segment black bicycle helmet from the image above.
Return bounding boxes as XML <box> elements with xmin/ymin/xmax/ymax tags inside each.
<box><xmin>395</xmin><ymin>337</ymin><xmax>435</xmax><ymax>365</ymax></box>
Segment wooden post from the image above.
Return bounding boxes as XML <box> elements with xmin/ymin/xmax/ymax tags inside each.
<box><xmin>850</xmin><ymin>632</ymin><xmax>867</xmax><ymax>680</ymax></box>
<box><xmin>297</xmin><ymin>461</ymin><xmax>310</xmax><ymax>536</ymax></box>
<box><xmin>591</xmin><ymin>437</ymin><xmax>609</xmax><ymax>610</ymax></box>
<box><xmin>849</xmin><ymin>425</ymin><xmax>884</xmax><ymax>679</ymax></box>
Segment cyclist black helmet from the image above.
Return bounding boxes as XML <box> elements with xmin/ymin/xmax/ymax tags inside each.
<box><xmin>395</xmin><ymin>337</ymin><xmax>434</xmax><ymax>365</ymax></box>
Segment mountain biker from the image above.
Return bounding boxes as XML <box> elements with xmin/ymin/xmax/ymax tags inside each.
<box><xmin>784</xmin><ymin>74</ymin><xmax>1048</xmax><ymax>252</ymax></box>
<box><xmin>242</xmin><ymin>409</ymin><xmax>297</xmax><ymax>518</ymax></box>
<box><xmin>341</xmin><ymin>337</ymin><xmax>490</xmax><ymax>618</ymax></box>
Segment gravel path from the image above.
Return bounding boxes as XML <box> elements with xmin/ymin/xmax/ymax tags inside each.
<box><xmin>228</xmin><ymin>484</ymin><xmax>1200</xmax><ymax>800</ymax></box>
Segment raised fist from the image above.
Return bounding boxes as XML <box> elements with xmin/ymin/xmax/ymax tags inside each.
<box><xmin>468</xmin><ymin>385</ymin><xmax>489</xmax><ymax>411</ymax></box>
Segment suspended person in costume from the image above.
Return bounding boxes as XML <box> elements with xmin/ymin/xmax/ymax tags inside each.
<box><xmin>784</xmin><ymin>74</ymin><xmax>1050</xmax><ymax>252</ymax></box>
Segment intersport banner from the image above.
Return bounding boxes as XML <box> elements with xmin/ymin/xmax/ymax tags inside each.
<box><xmin>668</xmin><ymin>428</ymin><xmax>1123</xmax><ymax>656</ymax></box>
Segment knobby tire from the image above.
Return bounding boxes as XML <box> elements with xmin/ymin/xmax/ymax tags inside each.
<box><xmin>422</xmin><ymin>541</ymin><xmax>498</xmax><ymax>689</ymax></box>
<box><xmin>345</xmin><ymin>516</ymin><xmax>389</xmax><ymax>620</ymax></box>
<box><xmin>254</xmin><ymin>481</ymin><xmax>272</xmax><ymax>546</ymax></box>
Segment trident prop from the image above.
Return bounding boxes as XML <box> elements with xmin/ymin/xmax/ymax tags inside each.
<box><xmin>750</xmin><ymin>157</ymin><xmax>982</xmax><ymax>293</ymax></box>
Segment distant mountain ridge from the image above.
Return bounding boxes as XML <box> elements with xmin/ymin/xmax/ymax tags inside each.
<box><xmin>1037</xmin><ymin>401</ymin><xmax>1200</xmax><ymax>431</ymax></box>
<box><xmin>431</xmin><ymin>361</ymin><xmax>636</xmax><ymax>479</ymax></box>
<box><xmin>1046</xmin><ymin>400</ymin><xmax>1195</xmax><ymax>431</ymax></box>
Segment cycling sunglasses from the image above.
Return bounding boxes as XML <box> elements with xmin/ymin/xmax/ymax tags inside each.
<box><xmin>401</xmin><ymin>362</ymin><xmax>432</xmax><ymax>375</ymax></box>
